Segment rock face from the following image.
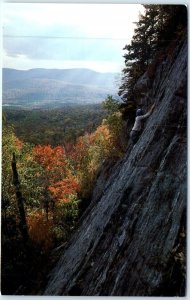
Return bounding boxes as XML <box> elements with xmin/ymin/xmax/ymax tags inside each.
<box><xmin>44</xmin><ymin>40</ymin><xmax>187</xmax><ymax>296</ymax></box>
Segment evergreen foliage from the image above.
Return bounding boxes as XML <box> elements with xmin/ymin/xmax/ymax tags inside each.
<box><xmin>1</xmin><ymin>4</ymin><xmax>187</xmax><ymax>295</ymax></box>
<box><xmin>119</xmin><ymin>5</ymin><xmax>187</xmax><ymax>105</ymax></box>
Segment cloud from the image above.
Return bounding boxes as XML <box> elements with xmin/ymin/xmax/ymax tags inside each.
<box><xmin>4</xmin><ymin>35</ymin><xmax>124</xmax><ymax>62</ymax></box>
<box><xmin>3</xmin><ymin>3</ymin><xmax>143</xmax><ymax>37</ymax></box>
<box><xmin>2</xmin><ymin>3</ymin><xmax>145</xmax><ymax>72</ymax></box>
<box><xmin>3</xmin><ymin>52</ymin><xmax>123</xmax><ymax>73</ymax></box>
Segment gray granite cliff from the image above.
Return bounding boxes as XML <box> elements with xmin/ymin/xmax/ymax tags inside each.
<box><xmin>44</xmin><ymin>40</ymin><xmax>187</xmax><ymax>296</ymax></box>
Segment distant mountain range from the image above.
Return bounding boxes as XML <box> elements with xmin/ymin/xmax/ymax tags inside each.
<box><xmin>3</xmin><ymin>68</ymin><xmax>118</xmax><ymax>108</ymax></box>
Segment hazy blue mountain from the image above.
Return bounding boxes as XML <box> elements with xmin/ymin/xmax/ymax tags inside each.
<box><xmin>3</xmin><ymin>68</ymin><xmax>118</xmax><ymax>108</ymax></box>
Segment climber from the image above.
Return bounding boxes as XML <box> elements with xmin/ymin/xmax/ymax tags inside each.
<box><xmin>130</xmin><ymin>103</ymin><xmax>155</xmax><ymax>144</ymax></box>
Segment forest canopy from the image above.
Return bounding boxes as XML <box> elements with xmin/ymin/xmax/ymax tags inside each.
<box><xmin>1</xmin><ymin>4</ymin><xmax>187</xmax><ymax>295</ymax></box>
<box><xmin>3</xmin><ymin>104</ymin><xmax>107</xmax><ymax>148</ymax></box>
<box><xmin>1</xmin><ymin>96</ymin><xmax>123</xmax><ymax>294</ymax></box>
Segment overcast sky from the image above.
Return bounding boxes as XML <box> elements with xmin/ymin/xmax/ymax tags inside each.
<box><xmin>2</xmin><ymin>3</ymin><xmax>145</xmax><ymax>73</ymax></box>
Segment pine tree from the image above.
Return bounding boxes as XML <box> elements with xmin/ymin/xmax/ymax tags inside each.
<box><xmin>119</xmin><ymin>4</ymin><xmax>187</xmax><ymax>110</ymax></box>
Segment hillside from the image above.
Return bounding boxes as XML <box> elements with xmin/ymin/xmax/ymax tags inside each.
<box><xmin>2</xmin><ymin>5</ymin><xmax>187</xmax><ymax>296</ymax></box>
<box><xmin>3</xmin><ymin>104</ymin><xmax>107</xmax><ymax>146</ymax></box>
<box><xmin>3</xmin><ymin>68</ymin><xmax>117</xmax><ymax>108</ymax></box>
<box><xmin>44</xmin><ymin>39</ymin><xmax>187</xmax><ymax>296</ymax></box>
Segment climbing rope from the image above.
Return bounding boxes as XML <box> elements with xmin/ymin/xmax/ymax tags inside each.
<box><xmin>151</xmin><ymin>125</ymin><xmax>186</xmax><ymax>127</ymax></box>
<box><xmin>151</xmin><ymin>125</ymin><xmax>187</xmax><ymax>128</ymax></box>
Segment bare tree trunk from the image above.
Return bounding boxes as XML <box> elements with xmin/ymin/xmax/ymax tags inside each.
<box><xmin>12</xmin><ymin>153</ymin><xmax>29</xmax><ymax>243</ymax></box>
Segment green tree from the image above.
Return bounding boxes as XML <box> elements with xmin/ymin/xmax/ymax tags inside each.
<box><xmin>102</xmin><ymin>95</ymin><xmax>123</xmax><ymax>152</ymax></box>
<box><xmin>102</xmin><ymin>95</ymin><xmax>120</xmax><ymax>113</ymax></box>
<box><xmin>119</xmin><ymin>4</ymin><xmax>187</xmax><ymax>102</ymax></box>
<box><xmin>2</xmin><ymin>117</ymin><xmax>20</xmax><ymax>221</ymax></box>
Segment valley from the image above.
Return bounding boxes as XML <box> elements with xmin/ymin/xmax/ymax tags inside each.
<box><xmin>3</xmin><ymin>68</ymin><xmax>118</xmax><ymax>108</ymax></box>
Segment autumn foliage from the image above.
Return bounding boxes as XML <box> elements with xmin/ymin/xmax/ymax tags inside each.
<box><xmin>31</xmin><ymin>145</ymin><xmax>80</xmax><ymax>244</ymax></box>
<box><xmin>48</xmin><ymin>177</ymin><xmax>80</xmax><ymax>203</ymax></box>
<box><xmin>2</xmin><ymin>98</ymin><xmax>123</xmax><ymax>297</ymax></box>
<box><xmin>33</xmin><ymin>145</ymin><xmax>66</xmax><ymax>174</ymax></box>
<box><xmin>27</xmin><ymin>211</ymin><xmax>54</xmax><ymax>251</ymax></box>
<box><xmin>2</xmin><ymin>100</ymin><xmax>123</xmax><ymax>251</ymax></box>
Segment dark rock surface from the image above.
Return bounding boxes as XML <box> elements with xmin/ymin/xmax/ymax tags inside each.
<box><xmin>44</xmin><ymin>40</ymin><xmax>187</xmax><ymax>296</ymax></box>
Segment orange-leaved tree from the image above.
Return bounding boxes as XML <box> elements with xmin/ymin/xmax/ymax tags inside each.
<box><xmin>33</xmin><ymin>144</ymin><xmax>80</xmax><ymax>242</ymax></box>
<box><xmin>72</xmin><ymin>122</ymin><xmax>118</xmax><ymax>200</ymax></box>
<box><xmin>33</xmin><ymin>145</ymin><xmax>66</xmax><ymax>178</ymax></box>
<box><xmin>27</xmin><ymin>211</ymin><xmax>54</xmax><ymax>251</ymax></box>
